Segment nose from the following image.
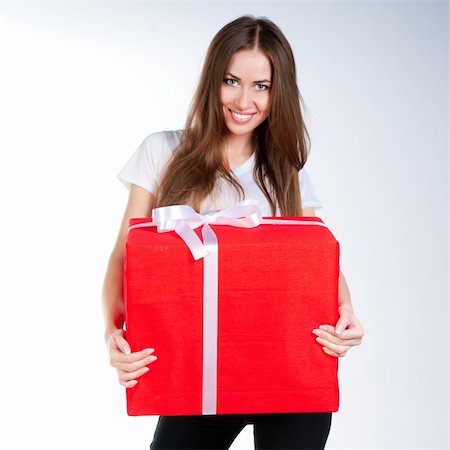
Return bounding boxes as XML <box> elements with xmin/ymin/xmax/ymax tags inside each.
<box><xmin>234</xmin><ymin>87</ymin><xmax>254</xmax><ymax>110</ymax></box>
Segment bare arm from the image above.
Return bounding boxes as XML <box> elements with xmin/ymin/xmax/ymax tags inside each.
<box><xmin>302</xmin><ymin>206</ymin><xmax>354</xmax><ymax>314</ymax></box>
<box><xmin>303</xmin><ymin>207</ymin><xmax>364</xmax><ymax>357</ymax></box>
<box><xmin>102</xmin><ymin>184</ymin><xmax>155</xmax><ymax>342</ymax></box>
<box><xmin>337</xmin><ymin>271</ymin><xmax>353</xmax><ymax>313</ymax></box>
<box><xmin>102</xmin><ymin>184</ymin><xmax>158</xmax><ymax>387</ymax></box>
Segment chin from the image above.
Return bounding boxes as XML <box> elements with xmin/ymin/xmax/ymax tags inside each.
<box><xmin>226</xmin><ymin>125</ymin><xmax>257</xmax><ymax>136</ymax></box>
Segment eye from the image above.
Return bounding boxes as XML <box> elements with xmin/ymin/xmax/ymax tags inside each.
<box><xmin>223</xmin><ymin>78</ymin><xmax>269</xmax><ymax>91</ymax></box>
<box><xmin>224</xmin><ymin>78</ymin><xmax>238</xmax><ymax>86</ymax></box>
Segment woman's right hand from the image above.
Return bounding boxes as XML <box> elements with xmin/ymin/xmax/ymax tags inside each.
<box><xmin>107</xmin><ymin>329</ymin><xmax>158</xmax><ymax>388</ymax></box>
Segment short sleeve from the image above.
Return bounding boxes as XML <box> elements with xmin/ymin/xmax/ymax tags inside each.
<box><xmin>117</xmin><ymin>131</ymin><xmax>166</xmax><ymax>194</ymax></box>
<box><xmin>299</xmin><ymin>167</ymin><xmax>324</xmax><ymax>211</ymax></box>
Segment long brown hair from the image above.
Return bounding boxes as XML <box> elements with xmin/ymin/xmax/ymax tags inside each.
<box><xmin>155</xmin><ymin>15</ymin><xmax>311</xmax><ymax>216</ymax></box>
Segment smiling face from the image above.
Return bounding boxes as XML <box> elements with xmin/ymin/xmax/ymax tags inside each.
<box><xmin>220</xmin><ymin>48</ymin><xmax>272</xmax><ymax>139</ymax></box>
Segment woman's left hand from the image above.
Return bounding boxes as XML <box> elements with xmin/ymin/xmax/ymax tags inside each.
<box><xmin>312</xmin><ymin>309</ymin><xmax>365</xmax><ymax>358</ymax></box>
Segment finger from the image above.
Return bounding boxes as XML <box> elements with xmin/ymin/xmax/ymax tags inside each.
<box><xmin>335</xmin><ymin>322</ymin><xmax>348</xmax><ymax>335</ymax></box>
<box><xmin>121</xmin><ymin>379</ymin><xmax>139</xmax><ymax>389</ymax></box>
<box><xmin>112</xmin><ymin>333</ymin><xmax>132</xmax><ymax>355</ymax></box>
<box><xmin>119</xmin><ymin>377</ymin><xmax>140</xmax><ymax>389</ymax></box>
<box><xmin>112</xmin><ymin>354</ymin><xmax>158</xmax><ymax>372</ymax></box>
<box><xmin>318</xmin><ymin>324</ymin><xmax>334</xmax><ymax>334</ymax></box>
<box><xmin>111</xmin><ymin>347</ymin><xmax>156</xmax><ymax>364</ymax></box>
<box><xmin>332</xmin><ymin>328</ymin><xmax>364</xmax><ymax>340</ymax></box>
<box><xmin>317</xmin><ymin>325</ymin><xmax>362</xmax><ymax>340</ymax></box>
<box><xmin>118</xmin><ymin>365</ymin><xmax>151</xmax><ymax>384</ymax></box>
<box><xmin>313</xmin><ymin>330</ymin><xmax>362</xmax><ymax>345</ymax></box>
<box><xmin>322</xmin><ymin>346</ymin><xmax>343</xmax><ymax>358</ymax></box>
<box><xmin>319</xmin><ymin>324</ymin><xmax>347</xmax><ymax>337</ymax></box>
<box><xmin>315</xmin><ymin>337</ymin><xmax>351</xmax><ymax>356</ymax></box>
<box><xmin>315</xmin><ymin>336</ymin><xmax>361</xmax><ymax>348</ymax></box>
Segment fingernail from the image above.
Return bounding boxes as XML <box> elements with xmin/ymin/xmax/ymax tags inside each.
<box><xmin>336</xmin><ymin>328</ymin><xmax>342</xmax><ymax>334</ymax></box>
<box><xmin>319</xmin><ymin>325</ymin><xmax>327</xmax><ymax>330</ymax></box>
<box><xmin>123</xmin><ymin>347</ymin><xmax>131</xmax><ymax>355</ymax></box>
<box><xmin>147</xmin><ymin>348</ymin><xmax>155</xmax><ymax>354</ymax></box>
<box><xmin>143</xmin><ymin>367</ymin><xmax>150</xmax><ymax>372</ymax></box>
<box><xmin>312</xmin><ymin>329</ymin><xmax>320</xmax><ymax>335</ymax></box>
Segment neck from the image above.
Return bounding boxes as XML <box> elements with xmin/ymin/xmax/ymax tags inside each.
<box><xmin>223</xmin><ymin>132</ymin><xmax>255</xmax><ymax>158</ymax></box>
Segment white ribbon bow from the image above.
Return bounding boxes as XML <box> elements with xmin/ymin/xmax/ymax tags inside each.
<box><xmin>150</xmin><ymin>199</ymin><xmax>263</xmax><ymax>260</ymax></box>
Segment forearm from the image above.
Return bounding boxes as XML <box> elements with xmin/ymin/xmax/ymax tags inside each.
<box><xmin>102</xmin><ymin>253</ymin><xmax>126</xmax><ymax>343</ymax></box>
<box><xmin>338</xmin><ymin>269</ymin><xmax>353</xmax><ymax>313</ymax></box>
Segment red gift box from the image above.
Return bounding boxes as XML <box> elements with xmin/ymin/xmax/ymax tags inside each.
<box><xmin>123</xmin><ymin>202</ymin><xmax>340</xmax><ymax>416</ymax></box>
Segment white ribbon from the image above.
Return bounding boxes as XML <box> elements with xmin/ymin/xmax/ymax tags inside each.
<box><xmin>128</xmin><ymin>199</ymin><xmax>264</xmax><ymax>260</ymax></box>
<box><xmin>127</xmin><ymin>200</ymin><xmax>329</xmax><ymax>415</ymax></box>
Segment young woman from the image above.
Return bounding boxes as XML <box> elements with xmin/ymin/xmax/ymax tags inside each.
<box><xmin>103</xmin><ymin>14</ymin><xmax>365</xmax><ymax>450</ymax></box>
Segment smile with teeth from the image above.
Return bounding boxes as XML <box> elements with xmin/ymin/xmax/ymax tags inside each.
<box><xmin>229</xmin><ymin>109</ymin><xmax>256</xmax><ymax>123</ymax></box>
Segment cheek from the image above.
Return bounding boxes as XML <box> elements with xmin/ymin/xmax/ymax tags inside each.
<box><xmin>260</xmin><ymin>96</ymin><xmax>270</xmax><ymax>114</ymax></box>
<box><xmin>220</xmin><ymin>88</ymin><xmax>231</xmax><ymax>106</ymax></box>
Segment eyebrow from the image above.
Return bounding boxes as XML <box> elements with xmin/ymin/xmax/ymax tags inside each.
<box><xmin>225</xmin><ymin>72</ymin><xmax>272</xmax><ymax>84</ymax></box>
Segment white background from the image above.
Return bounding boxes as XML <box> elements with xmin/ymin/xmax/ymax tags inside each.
<box><xmin>1</xmin><ymin>1</ymin><xmax>448</xmax><ymax>449</ymax></box>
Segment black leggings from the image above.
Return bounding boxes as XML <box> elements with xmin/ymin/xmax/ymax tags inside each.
<box><xmin>150</xmin><ymin>412</ymin><xmax>332</xmax><ymax>449</ymax></box>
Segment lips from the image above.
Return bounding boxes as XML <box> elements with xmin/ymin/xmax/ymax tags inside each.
<box><xmin>229</xmin><ymin>109</ymin><xmax>256</xmax><ymax>124</ymax></box>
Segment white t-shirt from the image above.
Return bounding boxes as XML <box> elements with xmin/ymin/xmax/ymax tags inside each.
<box><xmin>117</xmin><ymin>129</ymin><xmax>323</xmax><ymax>216</ymax></box>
